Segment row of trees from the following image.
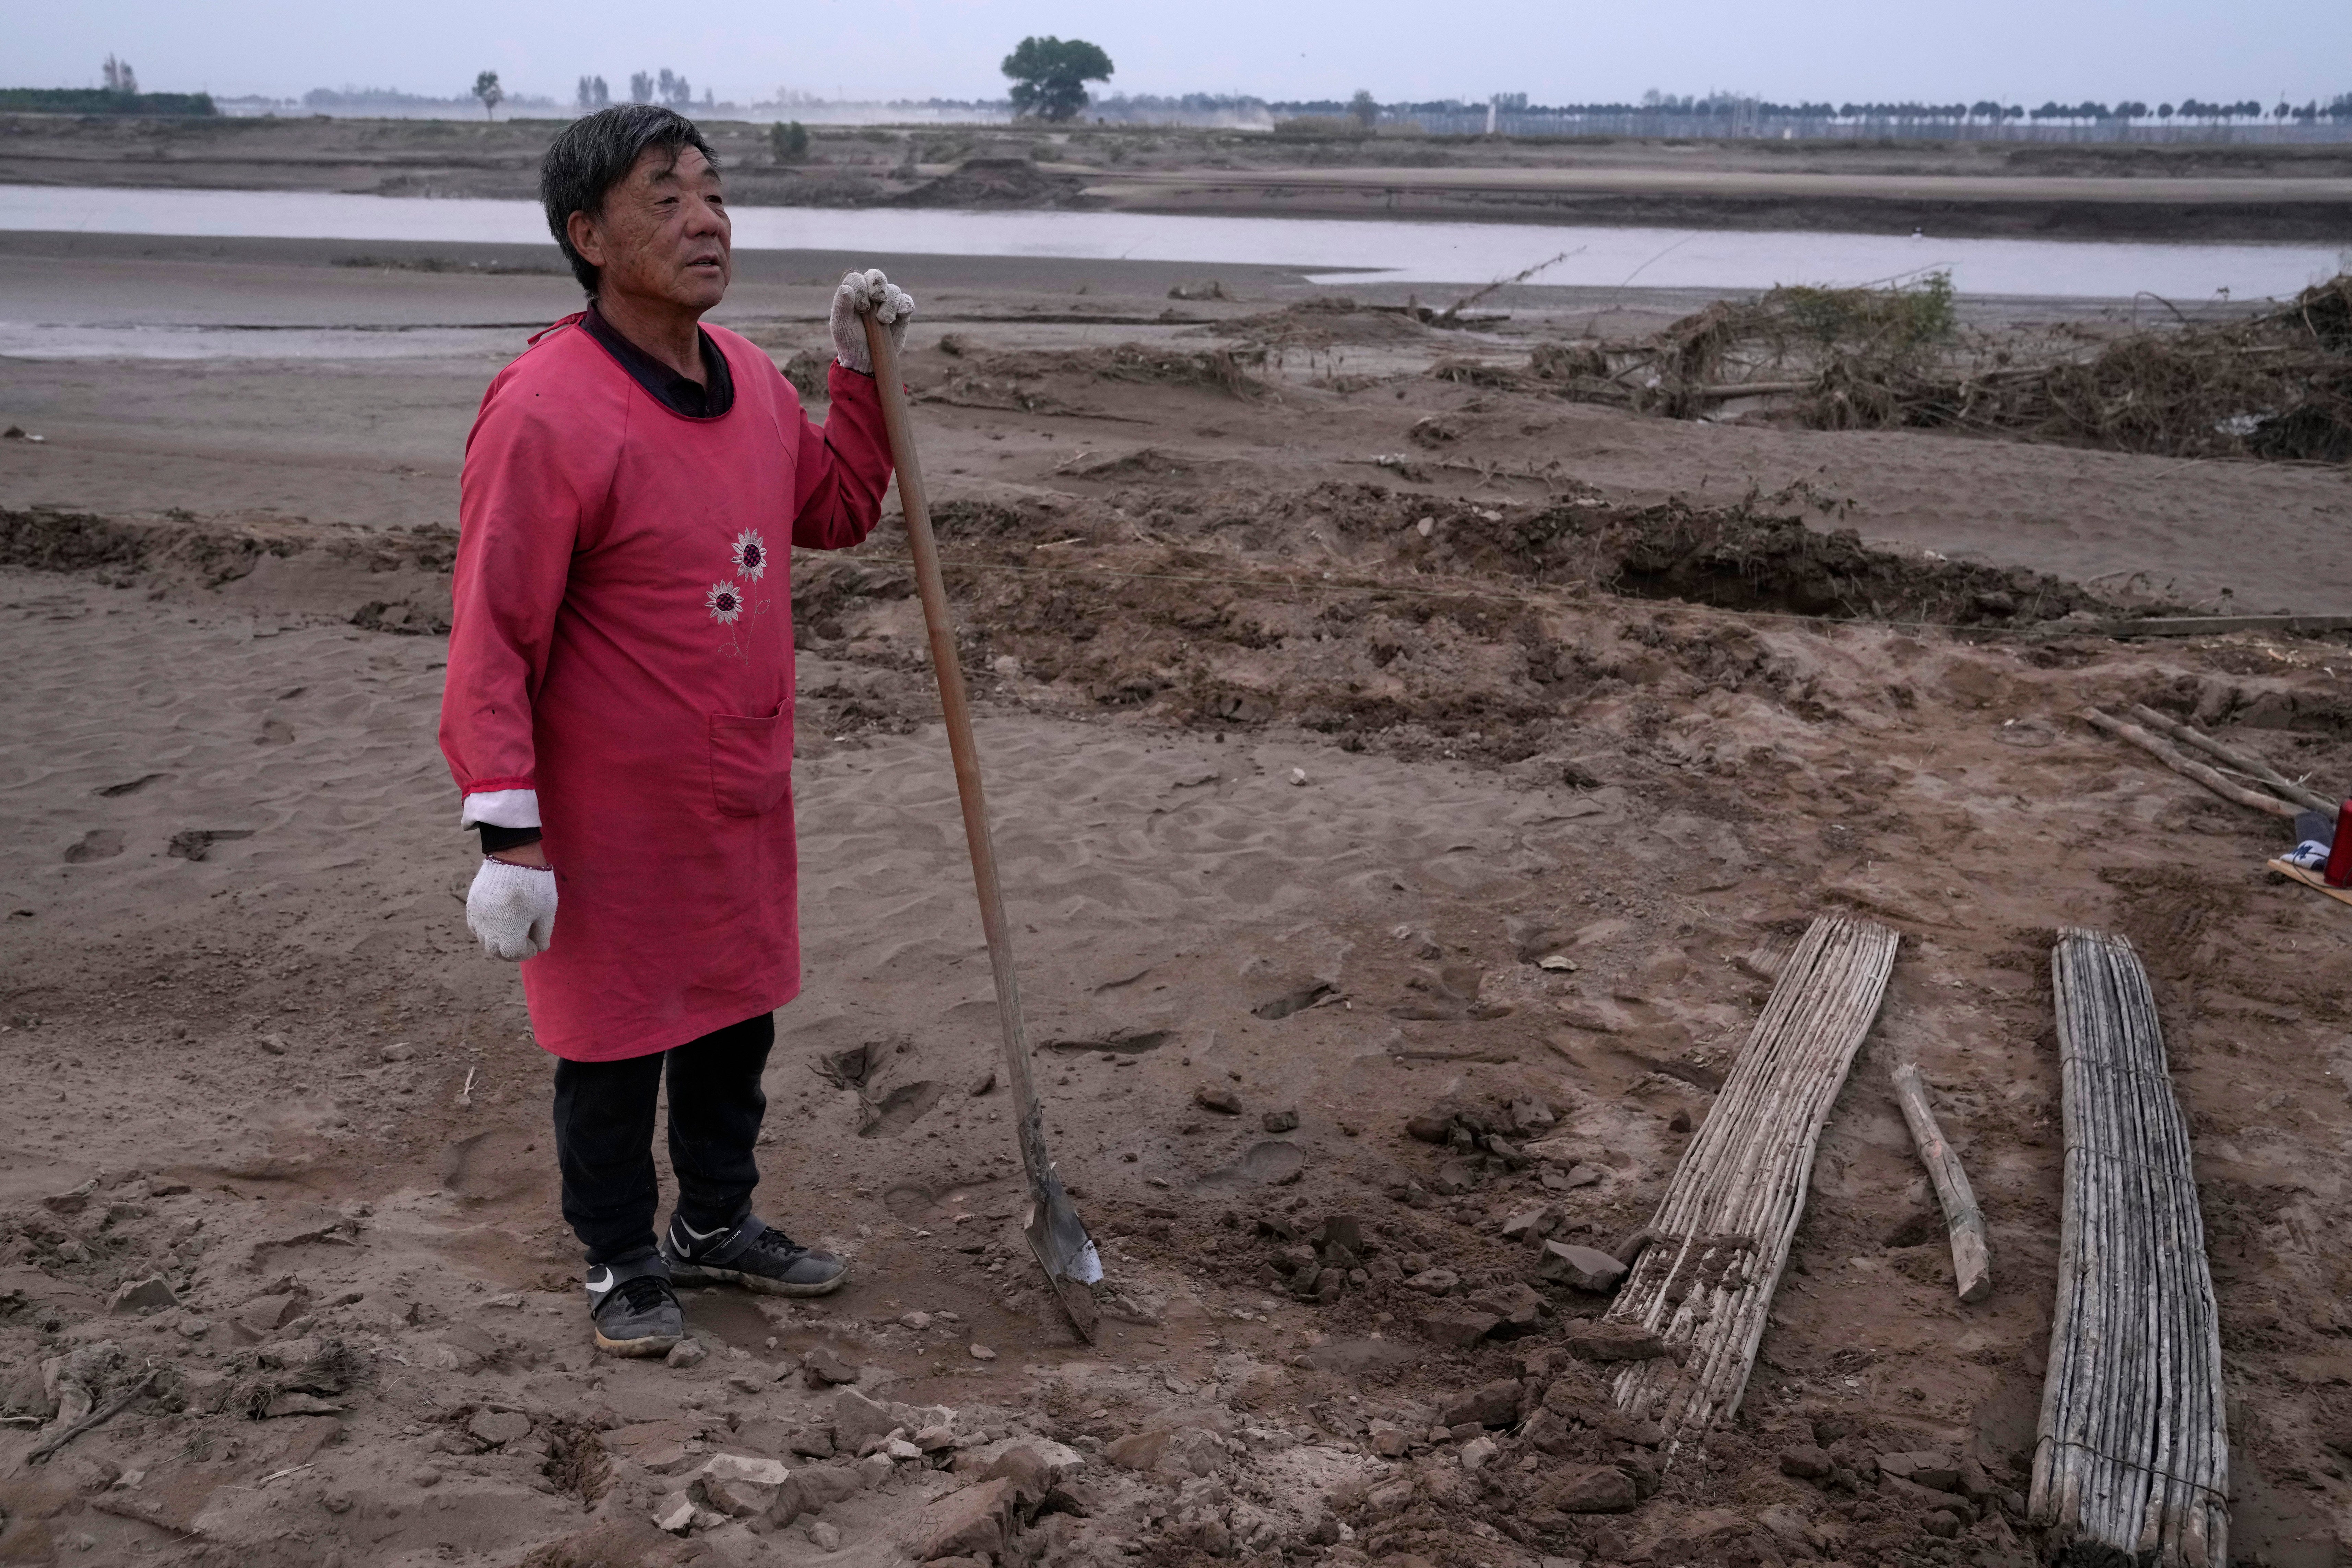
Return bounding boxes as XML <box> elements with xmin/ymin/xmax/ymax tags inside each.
<box><xmin>446</xmin><ymin>53</ymin><xmax>2352</xmax><ymax>131</ymax></box>
<box><xmin>1411</xmin><ymin>91</ymin><xmax>2352</xmax><ymax>124</ymax></box>
<box><xmin>993</xmin><ymin>84</ymin><xmax>2352</xmax><ymax>128</ymax></box>
<box><xmin>453</xmin><ymin>67</ymin><xmax>713</xmax><ymax>119</ymax></box>
<box><xmin>569</xmin><ymin>70</ymin><xmax>711</xmax><ymax>111</ymax></box>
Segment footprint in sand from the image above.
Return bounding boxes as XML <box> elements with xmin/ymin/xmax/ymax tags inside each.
<box><xmin>63</xmin><ymin>830</ymin><xmax>125</xmax><ymax>863</ymax></box>
<box><xmin>167</xmin><ymin>829</ymin><xmax>255</xmax><ymax>862</ymax></box>
<box><xmin>94</xmin><ymin>772</ymin><xmax>169</xmax><ymax>797</ymax></box>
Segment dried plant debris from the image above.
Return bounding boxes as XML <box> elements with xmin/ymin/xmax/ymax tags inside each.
<box><xmin>922</xmin><ymin>343</ymin><xmax>1271</xmax><ymax>408</ymax></box>
<box><xmin>1503</xmin><ymin>271</ymin><xmax>2352</xmax><ymax>461</ymax></box>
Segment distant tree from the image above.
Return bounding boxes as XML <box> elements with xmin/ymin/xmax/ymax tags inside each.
<box><xmin>769</xmin><ymin>119</ymin><xmax>809</xmax><ymax>162</ymax></box>
<box><xmin>2158</xmin><ymin>102</ymin><xmax>2174</xmax><ymax>119</ymax></box>
<box><xmin>656</xmin><ymin>68</ymin><xmax>692</xmax><ymax>107</ymax></box>
<box><xmin>2115</xmin><ymin>100</ymin><xmax>2147</xmax><ymax>120</ymax></box>
<box><xmin>577</xmin><ymin>75</ymin><xmax>610</xmax><ymax>110</ymax></box>
<box><xmin>630</xmin><ymin>71</ymin><xmax>654</xmax><ymax>105</ymax></box>
<box><xmin>1349</xmin><ymin>89</ymin><xmax>1378</xmax><ymax>129</ymax></box>
<box><xmin>1001</xmin><ymin>36</ymin><xmax>1112</xmax><ymax>122</ymax></box>
<box><xmin>103</xmin><ymin>55</ymin><xmax>140</xmax><ymax>95</ymax></box>
<box><xmin>473</xmin><ymin>70</ymin><xmax>503</xmax><ymax>120</ymax></box>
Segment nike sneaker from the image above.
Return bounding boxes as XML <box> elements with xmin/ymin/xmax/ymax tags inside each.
<box><xmin>660</xmin><ymin>1213</ymin><xmax>848</xmax><ymax>1297</ymax></box>
<box><xmin>585</xmin><ymin>1251</ymin><xmax>685</xmax><ymax>1356</ymax></box>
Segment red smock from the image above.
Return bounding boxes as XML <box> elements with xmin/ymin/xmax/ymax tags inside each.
<box><xmin>439</xmin><ymin>315</ymin><xmax>892</xmax><ymax>1061</ymax></box>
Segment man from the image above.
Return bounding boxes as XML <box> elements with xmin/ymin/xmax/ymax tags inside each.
<box><xmin>438</xmin><ymin>104</ymin><xmax>913</xmax><ymax>1355</ymax></box>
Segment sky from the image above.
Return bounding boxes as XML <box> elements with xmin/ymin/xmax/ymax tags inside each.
<box><xmin>14</xmin><ymin>0</ymin><xmax>2349</xmax><ymax>107</ymax></box>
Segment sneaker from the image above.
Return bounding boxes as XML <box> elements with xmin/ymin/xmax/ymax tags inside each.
<box><xmin>584</xmin><ymin>1252</ymin><xmax>684</xmax><ymax>1356</ymax></box>
<box><xmin>660</xmin><ymin>1213</ymin><xmax>848</xmax><ymax>1297</ymax></box>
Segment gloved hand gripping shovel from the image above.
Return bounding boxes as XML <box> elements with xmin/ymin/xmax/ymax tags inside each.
<box><xmin>861</xmin><ymin>312</ymin><xmax>1106</xmax><ymax>1343</ymax></box>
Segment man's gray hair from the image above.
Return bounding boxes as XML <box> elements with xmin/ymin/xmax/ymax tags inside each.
<box><xmin>541</xmin><ymin>105</ymin><xmax>721</xmax><ymax>295</ymax></box>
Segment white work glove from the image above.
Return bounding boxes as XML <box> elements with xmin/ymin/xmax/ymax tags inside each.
<box><xmin>830</xmin><ymin>268</ymin><xmax>915</xmax><ymax>375</ymax></box>
<box><xmin>466</xmin><ymin>858</ymin><xmax>556</xmax><ymax>961</ymax></box>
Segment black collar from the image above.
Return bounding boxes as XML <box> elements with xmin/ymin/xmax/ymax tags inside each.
<box><xmin>580</xmin><ymin>300</ymin><xmax>735</xmax><ymax>419</ymax></box>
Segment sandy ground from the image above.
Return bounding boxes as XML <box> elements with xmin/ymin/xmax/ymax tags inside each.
<box><xmin>7</xmin><ymin>237</ymin><xmax>2352</xmax><ymax>1568</ymax></box>
<box><xmin>7</xmin><ymin>115</ymin><xmax>2352</xmax><ymax>239</ymax></box>
<box><xmin>2</xmin><ymin>234</ymin><xmax>2345</xmax><ymax>612</ymax></box>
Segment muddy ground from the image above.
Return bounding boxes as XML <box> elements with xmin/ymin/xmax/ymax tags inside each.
<box><xmin>8</xmin><ymin>115</ymin><xmax>2352</xmax><ymax>239</ymax></box>
<box><xmin>7</xmin><ymin>245</ymin><xmax>2352</xmax><ymax>1568</ymax></box>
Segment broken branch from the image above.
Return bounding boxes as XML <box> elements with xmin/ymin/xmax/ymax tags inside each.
<box><xmin>29</xmin><ymin>1368</ymin><xmax>159</xmax><ymax>1464</ymax></box>
<box><xmin>1889</xmin><ymin>1061</ymin><xmax>1992</xmax><ymax>1303</ymax></box>
<box><xmin>2123</xmin><ymin>702</ymin><xmax>2335</xmax><ymax>815</ymax></box>
<box><xmin>2081</xmin><ymin>707</ymin><xmax>2301</xmax><ymax>819</ymax></box>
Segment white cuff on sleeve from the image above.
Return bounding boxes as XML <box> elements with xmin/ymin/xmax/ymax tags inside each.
<box><xmin>461</xmin><ymin>788</ymin><xmax>541</xmax><ymax>830</ymax></box>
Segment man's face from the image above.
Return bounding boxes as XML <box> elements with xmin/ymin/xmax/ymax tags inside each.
<box><xmin>569</xmin><ymin>143</ymin><xmax>732</xmax><ymax>312</ymax></box>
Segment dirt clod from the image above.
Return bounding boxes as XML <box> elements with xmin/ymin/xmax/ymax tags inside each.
<box><xmin>1781</xmin><ymin>1444</ymin><xmax>1833</xmax><ymax>1480</ymax></box>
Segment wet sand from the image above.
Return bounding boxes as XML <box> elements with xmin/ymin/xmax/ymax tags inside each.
<box><xmin>5</xmin><ymin>228</ymin><xmax>2352</xmax><ymax>1568</ymax></box>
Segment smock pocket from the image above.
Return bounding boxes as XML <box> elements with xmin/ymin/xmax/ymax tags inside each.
<box><xmin>708</xmin><ymin>707</ymin><xmax>792</xmax><ymax>817</ymax></box>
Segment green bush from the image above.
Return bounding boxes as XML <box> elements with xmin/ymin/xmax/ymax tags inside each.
<box><xmin>0</xmin><ymin>87</ymin><xmax>216</xmax><ymax>116</ymax></box>
<box><xmin>1767</xmin><ymin>271</ymin><xmax>1955</xmax><ymax>358</ymax></box>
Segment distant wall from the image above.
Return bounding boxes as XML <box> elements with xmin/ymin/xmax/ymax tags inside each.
<box><xmin>0</xmin><ymin>88</ymin><xmax>216</xmax><ymax>116</ymax></box>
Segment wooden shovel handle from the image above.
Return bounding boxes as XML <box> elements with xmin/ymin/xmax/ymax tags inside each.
<box><xmin>858</xmin><ymin>314</ymin><xmax>1059</xmax><ymax>1190</ymax></box>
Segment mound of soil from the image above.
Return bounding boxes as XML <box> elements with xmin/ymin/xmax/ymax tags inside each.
<box><xmin>897</xmin><ymin>157</ymin><xmax>1090</xmax><ymax>209</ymax></box>
<box><xmin>1204</xmin><ymin>296</ymin><xmax>1435</xmax><ymax>350</ymax></box>
<box><xmin>0</xmin><ymin>508</ymin><xmax>456</xmax><ymax>585</ymax></box>
<box><xmin>780</xmin><ymin>481</ymin><xmax>2135</xmax><ymax>773</ymax></box>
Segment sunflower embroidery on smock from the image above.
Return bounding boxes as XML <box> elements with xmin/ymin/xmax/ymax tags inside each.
<box><xmin>731</xmin><ymin>530</ymin><xmax>769</xmax><ymax>581</ymax></box>
<box><xmin>706</xmin><ymin>530</ymin><xmax>770</xmax><ymax>660</ymax></box>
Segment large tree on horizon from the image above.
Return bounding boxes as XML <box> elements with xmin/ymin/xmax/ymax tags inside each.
<box><xmin>1001</xmin><ymin>36</ymin><xmax>1112</xmax><ymax>122</ymax></box>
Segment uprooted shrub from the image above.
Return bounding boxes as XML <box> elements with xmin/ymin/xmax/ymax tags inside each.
<box><xmin>1833</xmin><ymin>276</ymin><xmax>2352</xmax><ymax>460</ymax></box>
<box><xmin>1501</xmin><ymin>272</ymin><xmax>2352</xmax><ymax>462</ymax></box>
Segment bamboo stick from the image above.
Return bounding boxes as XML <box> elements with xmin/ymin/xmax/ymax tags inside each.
<box><xmin>2082</xmin><ymin>708</ymin><xmax>2302</xmax><ymax>819</ymax></box>
<box><xmin>2035</xmin><ymin>930</ymin><xmax>2231</xmax><ymax>1565</ymax></box>
<box><xmin>2124</xmin><ymin>703</ymin><xmax>2335</xmax><ymax>815</ymax></box>
<box><xmin>1889</xmin><ymin>1062</ymin><xmax>1992</xmax><ymax>1302</ymax></box>
<box><xmin>1602</xmin><ymin>915</ymin><xmax>1897</xmax><ymax>1457</ymax></box>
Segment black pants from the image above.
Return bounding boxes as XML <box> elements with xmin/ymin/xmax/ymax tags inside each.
<box><xmin>551</xmin><ymin>1013</ymin><xmax>773</xmax><ymax>1268</ymax></box>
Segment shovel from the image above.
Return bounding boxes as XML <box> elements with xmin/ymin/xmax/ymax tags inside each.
<box><xmin>860</xmin><ymin>310</ymin><xmax>1105</xmax><ymax>1343</ymax></box>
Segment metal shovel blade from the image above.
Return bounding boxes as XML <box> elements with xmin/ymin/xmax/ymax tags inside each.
<box><xmin>1024</xmin><ymin>1173</ymin><xmax>1103</xmax><ymax>1343</ymax></box>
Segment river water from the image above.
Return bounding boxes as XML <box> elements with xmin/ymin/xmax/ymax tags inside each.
<box><xmin>5</xmin><ymin>183</ymin><xmax>2345</xmax><ymax>300</ymax></box>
